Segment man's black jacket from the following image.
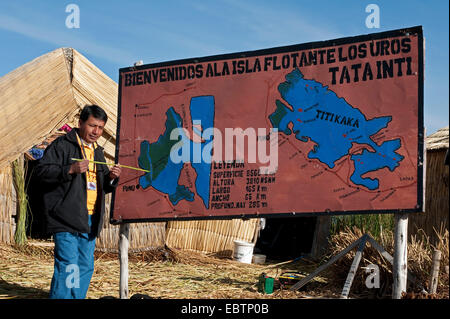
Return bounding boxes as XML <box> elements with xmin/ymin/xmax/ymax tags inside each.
<box><xmin>35</xmin><ymin>128</ymin><xmax>118</xmax><ymax>237</ymax></box>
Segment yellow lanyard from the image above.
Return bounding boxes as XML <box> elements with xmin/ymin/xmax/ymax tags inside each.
<box><xmin>76</xmin><ymin>133</ymin><xmax>97</xmax><ymax>177</ymax></box>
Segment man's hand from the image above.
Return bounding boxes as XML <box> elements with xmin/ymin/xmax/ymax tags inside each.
<box><xmin>109</xmin><ymin>164</ymin><xmax>122</xmax><ymax>180</ymax></box>
<box><xmin>68</xmin><ymin>159</ymin><xmax>89</xmax><ymax>174</ymax></box>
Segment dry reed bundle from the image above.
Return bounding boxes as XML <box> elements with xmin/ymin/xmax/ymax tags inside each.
<box><xmin>327</xmin><ymin>226</ymin><xmax>449</xmax><ymax>298</ymax></box>
<box><xmin>327</xmin><ymin>226</ymin><xmax>394</xmax><ymax>297</ymax></box>
<box><xmin>0</xmin><ymin>165</ymin><xmax>16</xmax><ymax>245</ymax></box>
<box><xmin>12</xmin><ymin>158</ymin><xmax>28</xmax><ymax>246</ymax></box>
<box><xmin>408</xmin><ymin>227</ymin><xmax>449</xmax><ymax>296</ymax></box>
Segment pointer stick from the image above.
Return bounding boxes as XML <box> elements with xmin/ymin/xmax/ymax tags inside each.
<box><xmin>71</xmin><ymin>158</ymin><xmax>150</xmax><ymax>173</ymax></box>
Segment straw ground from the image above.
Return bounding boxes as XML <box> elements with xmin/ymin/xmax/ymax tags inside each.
<box><xmin>1</xmin><ymin>227</ymin><xmax>448</xmax><ymax>299</ymax></box>
<box><xmin>0</xmin><ymin>239</ymin><xmax>338</xmax><ymax>299</ymax></box>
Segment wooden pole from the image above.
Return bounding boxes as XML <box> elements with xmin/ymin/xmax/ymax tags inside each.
<box><xmin>392</xmin><ymin>213</ymin><xmax>408</xmax><ymax>299</ymax></box>
<box><xmin>429</xmin><ymin>249</ymin><xmax>441</xmax><ymax>294</ymax></box>
<box><xmin>119</xmin><ymin>223</ymin><xmax>130</xmax><ymax>299</ymax></box>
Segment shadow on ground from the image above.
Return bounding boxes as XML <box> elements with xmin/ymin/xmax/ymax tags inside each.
<box><xmin>0</xmin><ymin>279</ymin><xmax>49</xmax><ymax>299</ymax></box>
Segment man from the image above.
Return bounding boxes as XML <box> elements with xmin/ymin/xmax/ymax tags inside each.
<box><xmin>36</xmin><ymin>105</ymin><xmax>121</xmax><ymax>299</ymax></box>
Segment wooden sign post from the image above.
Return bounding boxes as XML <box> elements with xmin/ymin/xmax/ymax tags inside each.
<box><xmin>119</xmin><ymin>223</ymin><xmax>129</xmax><ymax>299</ymax></box>
<box><xmin>118</xmin><ymin>60</ymin><xmax>143</xmax><ymax>300</ymax></box>
<box><xmin>392</xmin><ymin>213</ymin><xmax>408</xmax><ymax>299</ymax></box>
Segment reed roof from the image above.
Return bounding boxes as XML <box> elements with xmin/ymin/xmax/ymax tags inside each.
<box><xmin>426</xmin><ymin>126</ymin><xmax>449</xmax><ymax>151</ymax></box>
<box><xmin>0</xmin><ymin>48</ymin><xmax>118</xmax><ymax>169</ymax></box>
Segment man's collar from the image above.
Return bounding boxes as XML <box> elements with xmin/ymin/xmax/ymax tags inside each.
<box><xmin>80</xmin><ymin>138</ymin><xmax>93</xmax><ymax>148</ymax></box>
<box><xmin>75</xmin><ymin>130</ymin><xmax>97</xmax><ymax>150</ymax></box>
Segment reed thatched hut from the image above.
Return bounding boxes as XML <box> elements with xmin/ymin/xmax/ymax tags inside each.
<box><xmin>0</xmin><ymin>47</ymin><xmax>165</xmax><ymax>251</ymax></box>
<box><xmin>0</xmin><ymin>48</ymin><xmax>260</xmax><ymax>256</ymax></box>
<box><xmin>408</xmin><ymin>126</ymin><xmax>449</xmax><ymax>245</ymax></box>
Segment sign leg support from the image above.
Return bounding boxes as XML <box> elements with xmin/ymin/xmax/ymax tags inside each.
<box><xmin>290</xmin><ymin>235</ymin><xmax>363</xmax><ymax>291</ymax></box>
<box><xmin>392</xmin><ymin>213</ymin><xmax>408</xmax><ymax>299</ymax></box>
<box><xmin>119</xmin><ymin>223</ymin><xmax>130</xmax><ymax>299</ymax></box>
<box><xmin>340</xmin><ymin>235</ymin><xmax>368</xmax><ymax>299</ymax></box>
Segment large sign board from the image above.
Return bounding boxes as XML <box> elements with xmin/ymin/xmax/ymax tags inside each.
<box><xmin>111</xmin><ymin>26</ymin><xmax>424</xmax><ymax>223</ymax></box>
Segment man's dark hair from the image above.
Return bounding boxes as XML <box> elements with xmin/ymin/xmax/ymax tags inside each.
<box><xmin>80</xmin><ymin>105</ymin><xmax>108</xmax><ymax>123</ymax></box>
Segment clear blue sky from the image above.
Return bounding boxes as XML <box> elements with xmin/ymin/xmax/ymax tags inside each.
<box><xmin>0</xmin><ymin>0</ymin><xmax>448</xmax><ymax>134</ymax></box>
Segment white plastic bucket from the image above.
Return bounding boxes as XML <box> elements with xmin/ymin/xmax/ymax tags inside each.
<box><xmin>233</xmin><ymin>240</ymin><xmax>255</xmax><ymax>264</ymax></box>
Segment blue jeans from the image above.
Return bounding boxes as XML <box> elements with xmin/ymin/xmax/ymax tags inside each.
<box><xmin>49</xmin><ymin>216</ymin><xmax>96</xmax><ymax>299</ymax></box>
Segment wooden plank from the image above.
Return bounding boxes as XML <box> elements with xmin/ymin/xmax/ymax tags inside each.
<box><xmin>340</xmin><ymin>235</ymin><xmax>367</xmax><ymax>299</ymax></box>
<box><xmin>290</xmin><ymin>235</ymin><xmax>364</xmax><ymax>291</ymax></box>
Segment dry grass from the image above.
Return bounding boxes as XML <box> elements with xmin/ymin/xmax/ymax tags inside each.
<box><xmin>0</xmin><ymin>243</ymin><xmax>53</xmax><ymax>299</ymax></box>
<box><xmin>0</xmin><ymin>240</ymin><xmax>336</xmax><ymax>299</ymax></box>
<box><xmin>1</xmin><ymin>227</ymin><xmax>448</xmax><ymax>299</ymax></box>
